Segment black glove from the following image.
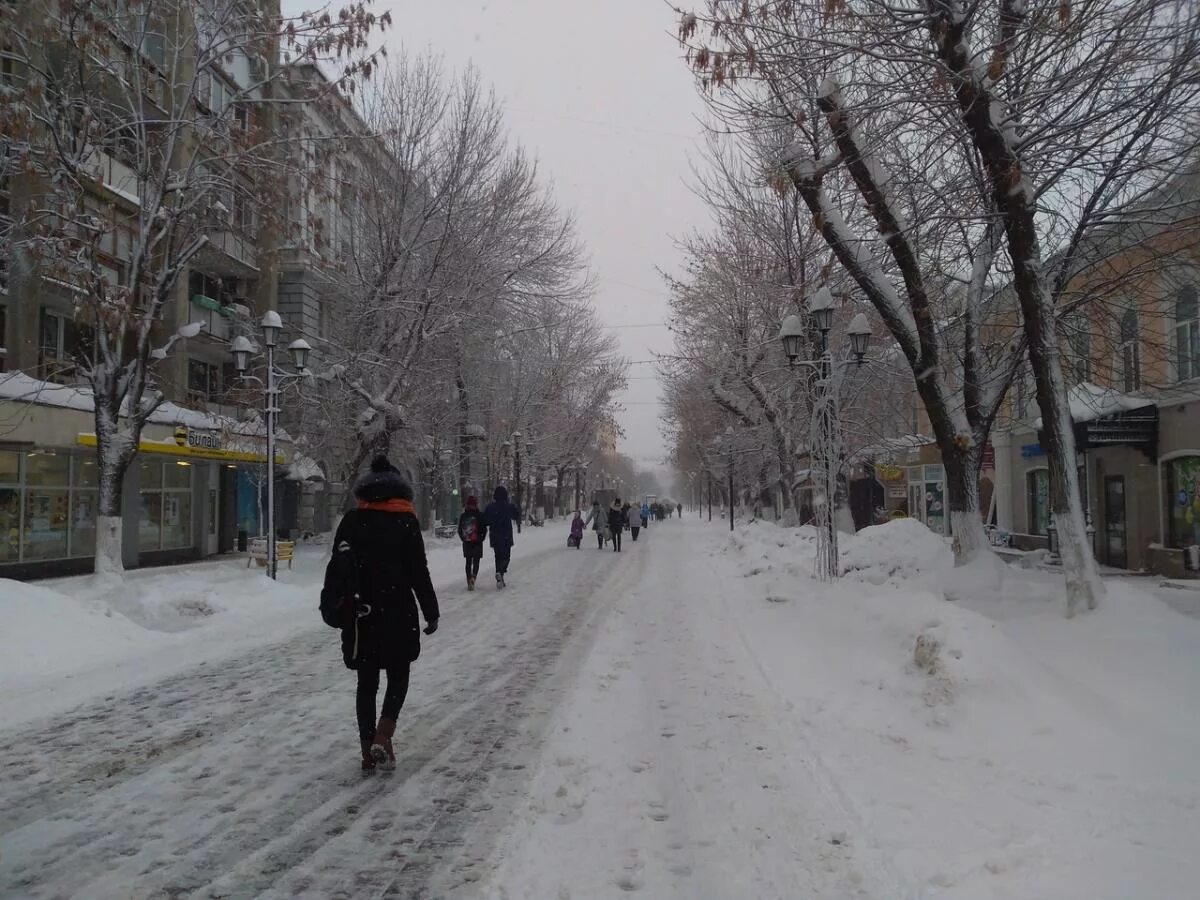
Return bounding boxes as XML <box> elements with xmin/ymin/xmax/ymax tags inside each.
<box><xmin>423</xmin><ymin>619</ymin><xmax>439</xmax><ymax>635</ymax></box>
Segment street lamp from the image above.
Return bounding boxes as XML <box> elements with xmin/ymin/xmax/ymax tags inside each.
<box><xmin>777</xmin><ymin>293</ymin><xmax>873</xmax><ymax>581</ymax></box>
<box><xmin>512</xmin><ymin>431</ymin><xmax>523</xmax><ymax>532</ymax></box>
<box><xmin>230</xmin><ymin>311</ymin><xmax>311</xmax><ymax>579</ymax></box>
<box><xmin>725</xmin><ymin>425</ymin><xmax>735</xmax><ymax>533</ymax></box>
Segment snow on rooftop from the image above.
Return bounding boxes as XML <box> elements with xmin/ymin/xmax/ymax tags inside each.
<box><xmin>0</xmin><ymin>370</ymin><xmax>291</xmax><ymax>441</ymax></box>
<box><xmin>1032</xmin><ymin>381</ymin><xmax>1150</xmax><ymax>429</ymax></box>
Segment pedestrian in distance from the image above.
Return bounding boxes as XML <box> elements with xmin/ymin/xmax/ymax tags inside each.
<box><xmin>626</xmin><ymin>502</ymin><xmax>641</xmax><ymax>541</ymax></box>
<box><xmin>457</xmin><ymin>495</ymin><xmax>487</xmax><ymax>591</ymax></box>
<box><xmin>568</xmin><ymin>510</ymin><xmax>585</xmax><ymax>548</ymax></box>
<box><xmin>585</xmin><ymin>499</ymin><xmax>606</xmax><ymax>549</ymax></box>
<box><xmin>640</xmin><ymin>500</ymin><xmax>650</xmax><ymax>530</ymax></box>
<box><xmin>608</xmin><ymin>497</ymin><xmax>625</xmax><ymax>552</ymax></box>
<box><xmin>677</xmin><ymin>502</ymin><xmax>683</xmax><ymax>518</ymax></box>
<box><xmin>319</xmin><ymin>455</ymin><xmax>439</xmax><ymax>772</ymax></box>
<box><xmin>484</xmin><ymin>484</ymin><xmax>520</xmax><ymax>588</ymax></box>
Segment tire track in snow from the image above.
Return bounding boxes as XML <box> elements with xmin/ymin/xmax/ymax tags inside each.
<box><xmin>0</xmin><ymin>536</ymin><xmax>633</xmax><ymax>898</ymax></box>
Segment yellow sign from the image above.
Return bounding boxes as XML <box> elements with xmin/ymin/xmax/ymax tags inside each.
<box><xmin>77</xmin><ymin>433</ymin><xmax>283</xmax><ymax>464</ymax></box>
<box><xmin>876</xmin><ymin>463</ymin><xmax>905</xmax><ymax>482</ymax></box>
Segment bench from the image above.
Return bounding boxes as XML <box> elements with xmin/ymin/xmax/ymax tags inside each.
<box><xmin>247</xmin><ymin>538</ymin><xmax>295</xmax><ymax>569</ymax></box>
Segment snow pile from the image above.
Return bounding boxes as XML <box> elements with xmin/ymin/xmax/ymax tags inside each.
<box><xmin>838</xmin><ymin>517</ymin><xmax>953</xmax><ymax>587</ymax></box>
<box><xmin>704</xmin><ymin>519</ymin><xmax>1200</xmax><ymax>896</ymax></box>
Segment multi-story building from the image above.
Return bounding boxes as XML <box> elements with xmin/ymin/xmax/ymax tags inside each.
<box><xmin>0</xmin><ymin>1</ymin><xmax>319</xmax><ymax>578</ymax></box>
<box><xmin>991</xmin><ymin>184</ymin><xmax>1200</xmax><ymax>576</ymax></box>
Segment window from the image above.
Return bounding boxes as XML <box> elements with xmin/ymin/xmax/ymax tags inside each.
<box><xmin>1176</xmin><ymin>285</ymin><xmax>1200</xmax><ymax>382</ymax></box>
<box><xmin>139</xmin><ymin>459</ymin><xmax>192</xmax><ymax>552</ymax></box>
<box><xmin>38</xmin><ymin>309</ymin><xmax>93</xmax><ymax>382</ymax></box>
<box><xmin>188</xmin><ymin>358</ymin><xmax>222</xmax><ymax>405</ymax></box>
<box><xmin>1119</xmin><ymin>307</ymin><xmax>1141</xmax><ymax>392</ymax></box>
<box><xmin>1166</xmin><ymin>456</ymin><xmax>1200</xmax><ymax>550</ymax></box>
<box><xmin>1027</xmin><ymin>468</ymin><xmax>1050</xmax><ymax>535</ymax></box>
<box><xmin>0</xmin><ymin>451</ymin><xmax>98</xmax><ymax>563</ymax></box>
<box><xmin>1062</xmin><ymin>312</ymin><xmax>1092</xmax><ymax>385</ymax></box>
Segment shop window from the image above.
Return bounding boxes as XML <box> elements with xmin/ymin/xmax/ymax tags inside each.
<box><xmin>1027</xmin><ymin>468</ymin><xmax>1049</xmax><ymax>536</ymax></box>
<box><xmin>139</xmin><ymin>459</ymin><xmax>193</xmax><ymax>552</ymax></box>
<box><xmin>1176</xmin><ymin>285</ymin><xmax>1200</xmax><ymax>382</ymax></box>
<box><xmin>1119</xmin><ymin>307</ymin><xmax>1140</xmax><ymax>393</ymax></box>
<box><xmin>0</xmin><ymin>450</ymin><xmax>19</xmax><ymax>562</ymax></box>
<box><xmin>22</xmin><ymin>452</ymin><xmax>69</xmax><ymax>560</ymax></box>
<box><xmin>1166</xmin><ymin>456</ymin><xmax>1200</xmax><ymax>549</ymax></box>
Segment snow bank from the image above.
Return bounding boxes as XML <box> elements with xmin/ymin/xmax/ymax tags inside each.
<box><xmin>714</xmin><ymin>519</ymin><xmax>1200</xmax><ymax>897</ymax></box>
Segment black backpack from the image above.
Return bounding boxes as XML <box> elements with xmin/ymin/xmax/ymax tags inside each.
<box><xmin>319</xmin><ymin>536</ymin><xmax>361</xmax><ymax>629</ymax></box>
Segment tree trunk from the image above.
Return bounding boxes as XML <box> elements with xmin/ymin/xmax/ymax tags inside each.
<box><xmin>943</xmin><ymin>445</ymin><xmax>989</xmax><ymax>565</ymax></box>
<box><xmin>93</xmin><ymin>402</ymin><xmax>134</xmax><ymax>577</ymax></box>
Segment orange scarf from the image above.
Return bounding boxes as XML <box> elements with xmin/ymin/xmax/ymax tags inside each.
<box><xmin>357</xmin><ymin>498</ymin><xmax>415</xmax><ymax>514</ymax></box>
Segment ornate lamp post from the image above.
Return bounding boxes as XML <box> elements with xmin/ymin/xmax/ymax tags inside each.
<box><xmin>230</xmin><ymin>312</ymin><xmax>311</xmax><ymax>580</ymax></box>
<box><xmin>778</xmin><ymin>290</ymin><xmax>873</xmax><ymax>580</ymax></box>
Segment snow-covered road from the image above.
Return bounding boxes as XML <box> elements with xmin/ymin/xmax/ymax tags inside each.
<box><xmin>4</xmin><ymin>517</ymin><xmax>1199</xmax><ymax>899</ymax></box>
<box><xmin>0</xmin><ymin>528</ymin><xmax>638</xmax><ymax>898</ymax></box>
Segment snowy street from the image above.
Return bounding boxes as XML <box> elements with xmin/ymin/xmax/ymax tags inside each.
<box><xmin>4</xmin><ymin>517</ymin><xmax>1200</xmax><ymax>899</ymax></box>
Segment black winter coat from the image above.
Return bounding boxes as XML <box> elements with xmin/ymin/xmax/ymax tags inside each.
<box><xmin>607</xmin><ymin>504</ymin><xmax>624</xmax><ymax>533</ymax></box>
<box><xmin>484</xmin><ymin>485</ymin><xmax>520</xmax><ymax>547</ymax></box>
<box><xmin>324</xmin><ymin>469</ymin><xmax>439</xmax><ymax>670</ymax></box>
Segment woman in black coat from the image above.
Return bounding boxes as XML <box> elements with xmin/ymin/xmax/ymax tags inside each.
<box><xmin>322</xmin><ymin>456</ymin><xmax>440</xmax><ymax>771</ymax></box>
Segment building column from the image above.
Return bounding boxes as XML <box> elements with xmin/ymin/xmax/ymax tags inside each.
<box><xmin>994</xmin><ymin>429</ymin><xmax>1014</xmax><ymax>532</ymax></box>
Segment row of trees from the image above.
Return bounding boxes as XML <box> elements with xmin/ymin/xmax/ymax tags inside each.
<box><xmin>667</xmin><ymin>0</ymin><xmax>1200</xmax><ymax>614</ymax></box>
<box><xmin>0</xmin><ymin>1</ymin><xmax>623</xmax><ymax>572</ymax></box>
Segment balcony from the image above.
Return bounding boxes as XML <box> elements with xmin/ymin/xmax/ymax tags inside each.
<box><xmin>86</xmin><ymin>152</ymin><xmax>141</xmax><ymax>207</ymax></box>
<box><xmin>195</xmin><ymin>228</ymin><xmax>259</xmax><ymax>277</ymax></box>
<box><xmin>189</xmin><ymin>294</ymin><xmax>233</xmax><ymax>341</ymax></box>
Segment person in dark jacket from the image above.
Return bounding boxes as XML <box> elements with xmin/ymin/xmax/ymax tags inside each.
<box><xmin>323</xmin><ymin>455</ymin><xmax>439</xmax><ymax>771</ymax></box>
<box><xmin>457</xmin><ymin>495</ymin><xmax>487</xmax><ymax>591</ymax></box>
<box><xmin>607</xmin><ymin>498</ymin><xmax>625</xmax><ymax>552</ymax></box>
<box><xmin>584</xmin><ymin>500</ymin><xmax>606</xmax><ymax>549</ymax></box>
<box><xmin>483</xmin><ymin>484</ymin><xmax>520</xmax><ymax>588</ymax></box>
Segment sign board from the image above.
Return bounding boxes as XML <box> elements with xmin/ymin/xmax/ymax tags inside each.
<box><xmin>981</xmin><ymin>441</ymin><xmax>996</xmax><ymax>471</ymax></box>
<box><xmin>875</xmin><ymin>463</ymin><xmax>905</xmax><ymax>482</ymax></box>
<box><xmin>1021</xmin><ymin>443</ymin><xmax>1045</xmax><ymax>458</ymax></box>
<box><xmin>78</xmin><ymin>432</ymin><xmax>283</xmax><ymax>464</ymax></box>
<box><xmin>888</xmin><ymin>487</ymin><xmax>907</xmax><ymax>499</ymax></box>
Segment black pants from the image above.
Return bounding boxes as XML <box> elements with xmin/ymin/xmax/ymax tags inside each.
<box><xmin>596</xmin><ymin>530</ymin><xmax>604</xmax><ymax>548</ymax></box>
<box><xmin>494</xmin><ymin>543</ymin><xmax>511</xmax><ymax>574</ymax></box>
<box><xmin>631</xmin><ymin>526</ymin><xmax>640</xmax><ymax>541</ymax></box>
<box><xmin>612</xmin><ymin>529</ymin><xmax>622</xmax><ymax>551</ymax></box>
<box><xmin>465</xmin><ymin>556</ymin><xmax>480</xmax><ymax>579</ymax></box>
<box><xmin>357</xmin><ymin>665</ymin><xmax>410</xmax><ymax>747</ymax></box>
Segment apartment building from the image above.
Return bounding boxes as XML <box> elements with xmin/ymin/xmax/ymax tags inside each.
<box><xmin>0</xmin><ymin>1</ymin><xmax>326</xmax><ymax>578</ymax></box>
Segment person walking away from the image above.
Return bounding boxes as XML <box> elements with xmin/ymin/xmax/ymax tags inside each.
<box><xmin>677</xmin><ymin>502</ymin><xmax>683</xmax><ymax>518</ymax></box>
<box><xmin>569</xmin><ymin>510</ymin><xmax>585</xmax><ymax>548</ymax></box>
<box><xmin>627</xmin><ymin>502</ymin><xmax>641</xmax><ymax>541</ymax></box>
<box><xmin>640</xmin><ymin>501</ymin><xmax>650</xmax><ymax>530</ymax></box>
<box><xmin>484</xmin><ymin>484</ymin><xmax>520</xmax><ymax>587</ymax></box>
<box><xmin>608</xmin><ymin>498</ymin><xmax>625</xmax><ymax>552</ymax></box>
<box><xmin>457</xmin><ymin>495</ymin><xmax>487</xmax><ymax>590</ymax></box>
<box><xmin>585</xmin><ymin>500</ymin><xmax>606</xmax><ymax>549</ymax></box>
<box><xmin>320</xmin><ymin>455</ymin><xmax>439</xmax><ymax>772</ymax></box>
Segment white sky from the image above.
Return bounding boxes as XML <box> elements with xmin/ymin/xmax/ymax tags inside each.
<box><xmin>378</xmin><ymin>0</ymin><xmax>710</xmax><ymax>467</ymax></box>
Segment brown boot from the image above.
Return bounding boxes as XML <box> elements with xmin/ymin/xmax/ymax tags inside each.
<box><xmin>361</xmin><ymin>741</ymin><xmax>376</xmax><ymax>772</ymax></box>
<box><xmin>371</xmin><ymin>717</ymin><xmax>396</xmax><ymax>770</ymax></box>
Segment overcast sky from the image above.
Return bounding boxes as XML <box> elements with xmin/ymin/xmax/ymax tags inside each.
<box><xmin>381</xmin><ymin>0</ymin><xmax>710</xmax><ymax>468</ymax></box>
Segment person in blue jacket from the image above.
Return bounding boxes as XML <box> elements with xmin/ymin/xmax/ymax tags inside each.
<box><xmin>483</xmin><ymin>484</ymin><xmax>520</xmax><ymax>588</ymax></box>
<box><xmin>640</xmin><ymin>501</ymin><xmax>650</xmax><ymax>529</ymax></box>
